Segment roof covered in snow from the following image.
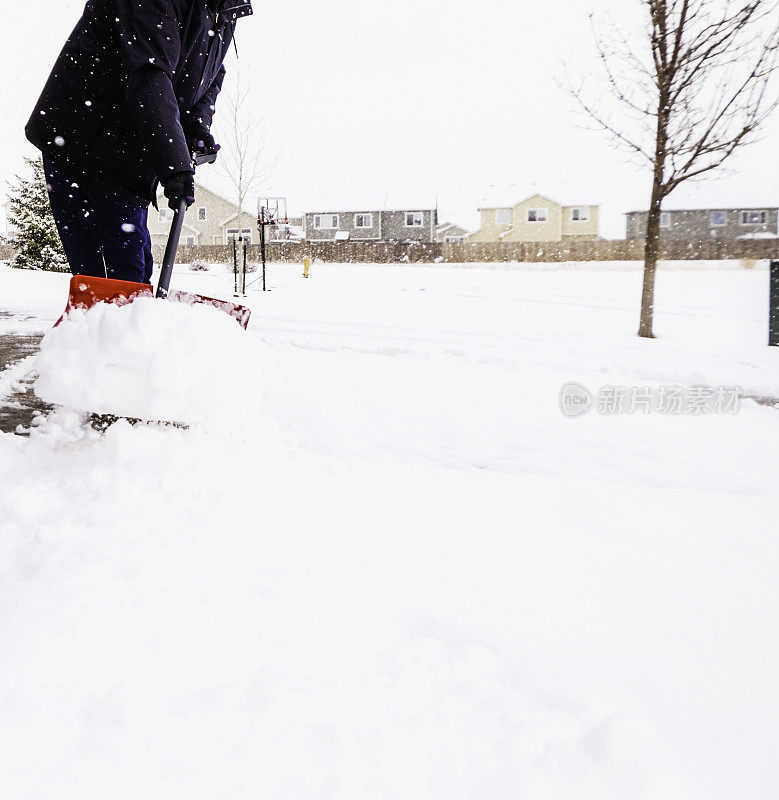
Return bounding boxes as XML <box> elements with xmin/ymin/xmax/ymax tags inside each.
<box><xmin>287</xmin><ymin>189</ymin><xmax>438</xmax><ymax>217</ymax></box>
<box><xmin>477</xmin><ymin>185</ymin><xmax>599</xmax><ymax>210</ymax></box>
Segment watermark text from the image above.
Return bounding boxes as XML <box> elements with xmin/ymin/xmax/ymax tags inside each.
<box><xmin>560</xmin><ymin>383</ymin><xmax>740</xmax><ymax>417</ymax></box>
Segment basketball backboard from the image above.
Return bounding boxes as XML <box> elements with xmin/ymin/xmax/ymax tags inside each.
<box><xmin>258</xmin><ymin>196</ymin><xmax>288</xmax><ymax>225</ymax></box>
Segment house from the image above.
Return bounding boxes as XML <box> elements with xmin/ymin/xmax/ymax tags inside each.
<box><xmin>303</xmin><ymin>208</ymin><xmax>438</xmax><ymax>243</ymax></box>
<box><xmin>468</xmin><ymin>193</ymin><xmax>600</xmax><ymax>243</ymax></box>
<box><xmin>625</xmin><ymin>208</ymin><xmax>779</xmax><ymax>240</ymax></box>
<box><xmin>147</xmin><ymin>182</ymin><xmax>258</xmax><ymax>248</ymax></box>
<box><xmin>436</xmin><ymin>222</ymin><xmax>469</xmax><ymax>243</ymax></box>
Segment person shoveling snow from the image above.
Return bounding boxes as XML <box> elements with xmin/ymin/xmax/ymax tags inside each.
<box><xmin>26</xmin><ymin>0</ymin><xmax>253</xmax><ymax>285</ymax></box>
<box><xmin>25</xmin><ymin>0</ymin><xmax>251</xmax><ymax>328</ymax></box>
<box><xmin>23</xmin><ymin>0</ymin><xmax>256</xmax><ymax>426</ymax></box>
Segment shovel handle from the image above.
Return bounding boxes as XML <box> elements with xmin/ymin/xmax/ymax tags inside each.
<box><xmin>156</xmin><ymin>196</ymin><xmax>188</xmax><ymax>299</ymax></box>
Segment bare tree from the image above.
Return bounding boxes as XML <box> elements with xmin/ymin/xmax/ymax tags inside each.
<box><xmin>216</xmin><ymin>72</ymin><xmax>277</xmax><ymax>243</ymax></box>
<box><xmin>567</xmin><ymin>0</ymin><xmax>779</xmax><ymax>337</ymax></box>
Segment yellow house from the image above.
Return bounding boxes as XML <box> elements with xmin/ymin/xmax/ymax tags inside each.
<box><xmin>147</xmin><ymin>182</ymin><xmax>258</xmax><ymax>249</ymax></box>
<box><xmin>468</xmin><ymin>193</ymin><xmax>599</xmax><ymax>243</ymax></box>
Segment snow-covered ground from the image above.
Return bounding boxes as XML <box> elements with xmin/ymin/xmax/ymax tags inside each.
<box><xmin>1</xmin><ymin>260</ymin><xmax>778</xmax><ymax>799</ymax></box>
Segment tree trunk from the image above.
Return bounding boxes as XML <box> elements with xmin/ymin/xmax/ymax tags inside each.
<box><xmin>638</xmin><ymin>92</ymin><xmax>670</xmax><ymax>339</ymax></box>
<box><xmin>639</xmin><ymin>198</ymin><xmax>661</xmax><ymax>338</ymax></box>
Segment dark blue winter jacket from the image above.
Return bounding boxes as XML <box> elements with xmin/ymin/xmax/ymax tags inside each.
<box><xmin>26</xmin><ymin>0</ymin><xmax>253</xmax><ymax>205</ymax></box>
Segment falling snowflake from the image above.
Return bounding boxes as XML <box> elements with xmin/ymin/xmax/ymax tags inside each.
<box><xmin>54</xmin><ymin>136</ymin><xmax>65</xmax><ymax>146</ymax></box>
<box><xmin>121</xmin><ymin>223</ymin><xmax>136</xmax><ymax>233</ymax></box>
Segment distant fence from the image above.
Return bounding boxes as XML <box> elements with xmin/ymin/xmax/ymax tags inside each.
<box><xmin>3</xmin><ymin>238</ymin><xmax>775</xmax><ymax>267</ymax></box>
<box><xmin>2</xmin><ymin>234</ymin><xmax>777</xmax><ymax>267</ymax></box>
<box><xmin>159</xmin><ymin>237</ymin><xmax>779</xmax><ymax>265</ymax></box>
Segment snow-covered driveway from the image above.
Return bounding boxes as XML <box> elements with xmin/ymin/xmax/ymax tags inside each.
<box><xmin>1</xmin><ymin>261</ymin><xmax>778</xmax><ymax>799</ymax></box>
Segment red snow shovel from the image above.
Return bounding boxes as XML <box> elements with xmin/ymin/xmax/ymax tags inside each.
<box><xmin>58</xmin><ymin>153</ymin><xmax>251</xmax><ymax>329</ymax></box>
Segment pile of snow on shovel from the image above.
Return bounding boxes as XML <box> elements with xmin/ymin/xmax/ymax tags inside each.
<box><xmin>34</xmin><ymin>297</ymin><xmax>265</xmax><ymax>426</ymax></box>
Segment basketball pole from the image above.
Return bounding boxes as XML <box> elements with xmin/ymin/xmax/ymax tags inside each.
<box><xmin>232</xmin><ymin>237</ymin><xmax>238</xmax><ymax>297</ymax></box>
<box><xmin>256</xmin><ymin>197</ymin><xmax>286</xmax><ymax>293</ymax></box>
<box><xmin>242</xmin><ymin>238</ymin><xmax>248</xmax><ymax>296</ymax></box>
<box><xmin>260</xmin><ymin>211</ymin><xmax>267</xmax><ymax>292</ymax></box>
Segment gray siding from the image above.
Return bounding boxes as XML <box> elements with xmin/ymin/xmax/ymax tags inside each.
<box><xmin>381</xmin><ymin>210</ymin><xmax>436</xmax><ymax>242</ymax></box>
<box><xmin>304</xmin><ymin>209</ymin><xmax>437</xmax><ymax>243</ymax></box>
<box><xmin>305</xmin><ymin>210</ymin><xmax>382</xmax><ymax>241</ymax></box>
<box><xmin>626</xmin><ymin>208</ymin><xmax>779</xmax><ymax>240</ymax></box>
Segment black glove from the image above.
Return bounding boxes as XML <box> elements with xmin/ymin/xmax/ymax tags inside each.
<box><xmin>186</xmin><ymin>128</ymin><xmax>221</xmax><ymax>159</ymax></box>
<box><xmin>162</xmin><ymin>171</ymin><xmax>195</xmax><ymax>210</ymax></box>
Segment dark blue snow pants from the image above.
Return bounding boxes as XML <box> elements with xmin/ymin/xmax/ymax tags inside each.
<box><xmin>43</xmin><ymin>157</ymin><xmax>154</xmax><ymax>284</ymax></box>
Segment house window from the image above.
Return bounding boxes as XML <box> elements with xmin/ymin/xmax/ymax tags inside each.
<box><xmin>571</xmin><ymin>207</ymin><xmax>589</xmax><ymax>222</ymax></box>
<box><xmin>158</xmin><ymin>208</ymin><xmax>167</xmax><ymax>222</ymax></box>
<box><xmin>710</xmin><ymin>211</ymin><xmax>726</xmax><ymax>227</ymax></box>
<box><xmin>405</xmin><ymin>212</ymin><xmax>424</xmax><ymax>227</ymax></box>
<box><xmin>198</xmin><ymin>207</ymin><xmax>207</xmax><ymax>221</ymax></box>
<box><xmin>741</xmin><ymin>210</ymin><xmax>767</xmax><ymax>225</ymax></box>
<box><xmin>495</xmin><ymin>208</ymin><xmax>512</xmax><ymax>225</ymax></box>
<box><xmin>226</xmin><ymin>228</ymin><xmax>239</xmax><ymax>243</ymax></box>
<box><xmin>242</xmin><ymin>229</ymin><xmax>252</xmax><ymax>245</ymax></box>
<box><xmin>660</xmin><ymin>212</ymin><xmax>671</xmax><ymax>228</ymax></box>
<box><xmin>354</xmin><ymin>213</ymin><xmax>373</xmax><ymax>228</ymax></box>
<box><xmin>527</xmin><ymin>208</ymin><xmax>548</xmax><ymax>223</ymax></box>
<box><xmin>314</xmin><ymin>214</ymin><xmax>338</xmax><ymax>229</ymax></box>
<box><xmin>185</xmin><ymin>236</ymin><xmax>195</xmax><ymax>246</ymax></box>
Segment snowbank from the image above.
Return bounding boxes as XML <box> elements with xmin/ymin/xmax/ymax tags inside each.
<box><xmin>3</xmin><ymin>263</ymin><xmax>779</xmax><ymax>799</ymax></box>
<box><xmin>34</xmin><ymin>297</ymin><xmax>266</xmax><ymax>426</ymax></box>
<box><xmin>0</xmin><ymin>410</ymin><xmax>675</xmax><ymax>800</ymax></box>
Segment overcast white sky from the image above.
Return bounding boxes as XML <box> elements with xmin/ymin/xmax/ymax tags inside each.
<box><xmin>2</xmin><ymin>0</ymin><xmax>778</xmax><ymax>237</ymax></box>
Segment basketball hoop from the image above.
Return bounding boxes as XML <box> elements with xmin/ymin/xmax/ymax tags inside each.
<box><xmin>257</xmin><ymin>196</ymin><xmax>288</xmax><ymax>225</ymax></box>
<box><xmin>256</xmin><ymin>196</ymin><xmax>288</xmax><ymax>292</ymax></box>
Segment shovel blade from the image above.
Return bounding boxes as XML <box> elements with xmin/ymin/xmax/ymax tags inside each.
<box><xmin>64</xmin><ymin>274</ymin><xmax>153</xmax><ymax>315</ymax></box>
<box><xmin>168</xmin><ymin>289</ymin><xmax>251</xmax><ymax>330</ymax></box>
<box><xmin>58</xmin><ymin>275</ymin><xmax>251</xmax><ymax>329</ymax></box>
